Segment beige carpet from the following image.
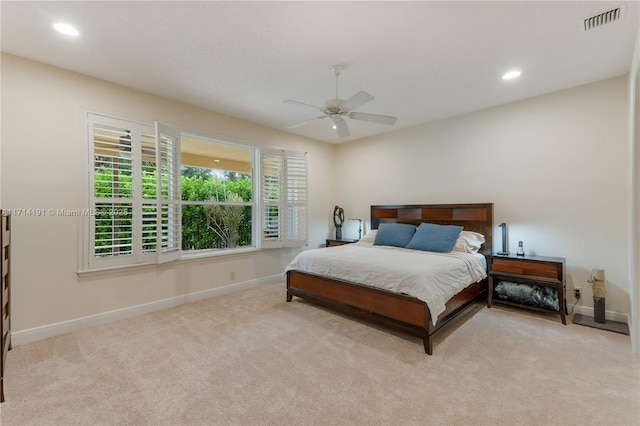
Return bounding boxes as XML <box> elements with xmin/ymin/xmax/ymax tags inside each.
<box><xmin>1</xmin><ymin>282</ymin><xmax>638</xmax><ymax>426</ymax></box>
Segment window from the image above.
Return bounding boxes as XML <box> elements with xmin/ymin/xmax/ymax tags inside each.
<box><xmin>83</xmin><ymin>112</ymin><xmax>307</xmax><ymax>271</ymax></box>
<box><xmin>180</xmin><ymin>135</ymin><xmax>254</xmax><ymax>252</ymax></box>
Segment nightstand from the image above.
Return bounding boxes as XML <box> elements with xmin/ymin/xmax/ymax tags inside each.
<box><xmin>326</xmin><ymin>239</ymin><xmax>357</xmax><ymax>247</ymax></box>
<box><xmin>488</xmin><ymin>253</ymin><xmax>566</xmax><ymax>324</ymax></box>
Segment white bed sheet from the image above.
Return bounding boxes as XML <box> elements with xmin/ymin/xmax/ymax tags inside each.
<box><xmin>285</xmin><ymin>244</ymin><xmax>487</xmax><ymax>325</ymax></box>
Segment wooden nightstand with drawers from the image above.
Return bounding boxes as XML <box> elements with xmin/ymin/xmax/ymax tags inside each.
<box><xmin>488</xmin><ymin>253</ymin><xmax>566</xmax><ymax>324</ymax></box>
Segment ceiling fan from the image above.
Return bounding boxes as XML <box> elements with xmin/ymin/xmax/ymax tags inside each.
<box><xmin>284</xmin><ymin>65</ymin><xmax>397</xmax><ymax>138</ymax></box>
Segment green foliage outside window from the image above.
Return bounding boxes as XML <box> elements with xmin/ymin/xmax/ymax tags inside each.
<box><xmin>181</xmin><ymin>172</ymin><xmax>252</xmax><ymax>250</ymax></box>
<box><xmin>94</xmin><ymin>166</ymin><xmax>252</xmax><ymax>254</ymax></box>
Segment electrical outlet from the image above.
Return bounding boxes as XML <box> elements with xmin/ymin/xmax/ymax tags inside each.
<box><xmin>574</xmin><ymin>288</ymin><xmax>581</xmax><ymax>300</ymax></box>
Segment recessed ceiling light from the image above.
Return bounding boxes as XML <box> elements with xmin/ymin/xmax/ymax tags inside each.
<box><xmin>53</xmin><ymin>23</ymin><xmax>80</xmax><ymax>36</ymax></box>
<box><xmin>502</xmin><ymin>70</ymin><xmax>522</xmax><ymax>80</ymax></box>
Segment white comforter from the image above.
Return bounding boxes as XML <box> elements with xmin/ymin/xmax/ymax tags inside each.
<box><xmin>285</xmin><ymin>244</ymin><xmax>487</xmax><ymax>325</ymax></box>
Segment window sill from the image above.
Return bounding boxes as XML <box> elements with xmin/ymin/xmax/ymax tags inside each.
<box><xmin>180</xmin><ymin>246</ymin><xmax>259</xmax><ymax>262</ymax></box>
<box><xmin>77</xmin><ymin>246</ymin><xmax>260</xmax><ymax>276</ymax></box>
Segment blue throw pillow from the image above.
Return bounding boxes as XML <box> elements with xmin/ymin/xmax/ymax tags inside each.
<box><xmin>373</xmin><ymin>223</ymin><xmax>417</xmax><ymax>248</ymax></box>
<box><xmin>405</xmin><ymin>223</ymin><xmax>463</xmax><ymax>253</ymax></box>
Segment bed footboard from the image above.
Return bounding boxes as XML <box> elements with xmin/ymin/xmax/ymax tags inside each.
<box><xmin>286</xmin><ymin>270</ymin><xmax>486</xmax><ymax>355</ymax></box>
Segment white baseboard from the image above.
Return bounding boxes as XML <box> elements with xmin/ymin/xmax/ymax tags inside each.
<box><xmin>11</xmin><ymin>274</ymin><xmax>284</xmax><ymax>346</ymax></box>
<box><xmin>573</xmin><ymin>305</ymin><xmax>629</xmax><ymax>324</ymax></box>
<box><xmin>13</xmin><ymin>277</ymin><xmax>629</xmax><ymax>346</ymax></box>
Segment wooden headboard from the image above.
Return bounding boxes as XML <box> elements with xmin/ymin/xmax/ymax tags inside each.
<box><xmin>370</xmin><ymin>203</ymin><xmax>493</xmax><ymax>255</ymax></box>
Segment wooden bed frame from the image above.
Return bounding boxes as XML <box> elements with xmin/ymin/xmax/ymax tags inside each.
<box><xmin>286</xmin><ymin>203</ymin><xmax>493</xmax><ymax>355</ymax></box>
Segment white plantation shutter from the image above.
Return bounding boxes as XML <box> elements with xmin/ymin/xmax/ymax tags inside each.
<box><xmin>140</xmin><ymin>130</ymin><xmax>159</xmax><ymax>255</ymax></box>
<box><xmin>156</xmin><ymin>123</ymin><xmax>181</xmax><ymax>263</ymax></box>
<box><xmin>88</xmin><ymin>114</ymin><xmax>156</xmax><ymax>268</ymax></box>
<box><xmin>260</xmin><ymin>149</ymin><xmax>307</xmax><ymax>248</ymax></box>
<box><xmin>261</xmin><ymin>150</ymin><xmax>284</xmax><ymax>248</ymax></box>
<box><xmin>285</xmin><ymin>151</ymin><xmax>307</xmax><ymax>247</ymax></box>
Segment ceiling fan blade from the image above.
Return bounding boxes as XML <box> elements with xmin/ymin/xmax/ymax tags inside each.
<box><xmin>283</xmin><ymin>100</ymin><xmax>323</xmax><ymax>112</ymax></box>
<box><xmin>348</xmin><ymin>111</ymin><xmax>397</xmax><ymax>125</ymax></box>
<box><xmin>341</xmin><ymin>91</ymin><xmax>374</xmax><ymax>112</ymax></box>
<box><xmin>287</xmin><ymin>116</ymin><xmax>325</xmax><ymax>129</ymax></box>
<box><xmin>334</xmin><ymin>118</ymin><xmax>350</xmax><ymax>138</ymax></box>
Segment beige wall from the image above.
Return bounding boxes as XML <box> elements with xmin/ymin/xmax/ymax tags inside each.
<box><xmin>1</xmin><ymin>53</ymin><xmax>334</xmax><ymax>332</ymax></box>
<box><xmin>629</xmin><ymin>27</ymin><xmax>640</xmax><ymax>353</ymax></box>
<box><xmin>335</xmin><ymin>76</ymin><xmax>631</xmax><ymax>316</ymax></box>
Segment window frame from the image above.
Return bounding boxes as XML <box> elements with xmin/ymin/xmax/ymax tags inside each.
<box><xmin>81</xmin><ymin>111</ymin><xmax>307</xmax><ymax>273</ymax></box>
<box><xmin>179</xmin><ymin>132</ymin><xmax>257</xmax><ymax>253</ymax></box>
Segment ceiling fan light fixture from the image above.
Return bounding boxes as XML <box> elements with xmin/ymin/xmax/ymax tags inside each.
<box><xmin>502</xmin><ymin>70</ymin><xmax>522</xmax><ymax>80</ymax></box>
<box><xmin>53</xmin><ymin>22</ymin><xmax>80</xmax><ymax>36</ymax></box>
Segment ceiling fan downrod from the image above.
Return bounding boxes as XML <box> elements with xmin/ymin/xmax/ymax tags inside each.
<box><xmin>331</xmin><ymin>65</ymin><xmax>344</xmax><ymax>99</ymax></box>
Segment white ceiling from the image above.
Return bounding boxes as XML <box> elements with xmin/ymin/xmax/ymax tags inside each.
<box><xmin>2</xmin><ymin>1</ymin><xmax>638</xmax><ymax>144</ymax></box>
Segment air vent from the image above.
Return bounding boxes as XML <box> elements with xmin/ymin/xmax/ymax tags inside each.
<box><xmin>583</xmin><ymin>5</ymin><xmax>625</xmax><ymax>31</ymax></box>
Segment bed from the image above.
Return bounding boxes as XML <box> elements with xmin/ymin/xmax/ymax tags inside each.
<box><xmin>285</xmin><ymin>203</ymin><xmax>493</xmax><ymax>355</ymax></box>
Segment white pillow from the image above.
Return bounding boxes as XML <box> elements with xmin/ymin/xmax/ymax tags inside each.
<box><xmin>355</xmin><ymin>229</ymin><xmax>377</xmax><ymax>246</ymax></box>
<box><xmin>452</xmin><ymin>231</ymin><xmax>485</xmax><ymax>253</ymax></box>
